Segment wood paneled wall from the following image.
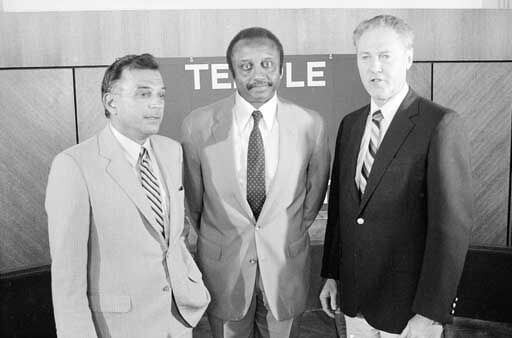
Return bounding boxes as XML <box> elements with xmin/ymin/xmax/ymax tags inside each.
<box><xmin>1</xmin><ymin>9</ymin><xmax>512</xmax><ymax>273</ymax></box>
<box><xmin>1</xmin><ymin>59</ymin><xmax>510</xmax><ymax>273</ymax></box>
<box><xmin>0</xmin><ymin>9</ymin><xmax>511</xmax><ymax>68</ymax></box>
<box><xmin>75</xmin><ymin>67</ymin><xmax>107</xmax><ymax>141</ymax></box>
<box><xmin>434</xmin><ymin>63</ymin><xmax>512</xmax><ymax>246</ymax></box>
<box><xmin>0</xmin><ymin>69</ymin><xmax>76</xmax><ymax>273</ymax></box>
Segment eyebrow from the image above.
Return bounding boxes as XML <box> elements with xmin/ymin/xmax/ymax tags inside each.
<box><xmin>358</xmin><ymin>49</ymin><xmax>392</xmax><ymax>54</ymax></box>
<box><xmin>135</xmin><ymin>85</ymin><xmax>166</xmax><ymax>90</ymax></box>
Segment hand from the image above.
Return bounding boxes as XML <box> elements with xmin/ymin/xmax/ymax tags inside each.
<box><xmin>400</xmin><ymin>314</ymin><xmax>443</xmax><ymax>338</ymax></box>
<box><xmin>319</xmin><ymin>278</ymin><xmax>339</xmax><ymax>318</ymax></box>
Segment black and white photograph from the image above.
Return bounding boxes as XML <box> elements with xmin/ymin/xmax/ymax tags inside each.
<box><xmin>1</xmin><ymin>1</ymin><xmax>511</xmax><ymax>337</ymax></box>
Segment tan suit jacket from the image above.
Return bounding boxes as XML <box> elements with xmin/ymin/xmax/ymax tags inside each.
<box><xmin>181</xmin><ymin>94</ymin><xmax>330</xmax><ymax>321</ymax></box>
<box><xmin>45</xmin><ymin>126</ymin><xmax>210</xmax><ymax>338</ymax></box>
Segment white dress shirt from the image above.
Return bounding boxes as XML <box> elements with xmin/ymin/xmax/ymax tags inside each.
<box><xmin>232</xmin><ymin>91</ymin><xmax>279</xmax><ymax>194</ymax></box>
<box><xmin>110</xmin><ymin>123</ymin><xmax>169</xmax><ymax>218</ymax></box>
<box><xmin>355</xmin><ymin>84</ymin><xmax>409</xmax><ymax>187</ymax></box>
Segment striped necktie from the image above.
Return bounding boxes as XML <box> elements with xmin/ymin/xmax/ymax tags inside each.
<box><xmin>139</xmin><ymin>147</ymin><xmax>165</xmax><ymax>237</ymax></box>
<box><xmin>247</xmin><ymin>110</ymin><xmax>266</xmax><ymax>220</ymax></box>
<box><xmin>359</xmin><ymin>110</ymin><xmax>384</xmax><ymax>195</ymax></box>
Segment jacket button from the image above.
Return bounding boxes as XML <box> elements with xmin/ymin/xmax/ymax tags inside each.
<box><xmin>162</xmin><ymin>285</ymin><xmax>170</xmax><ymax>292</ymax></box>
<box><xmin>249</xmin><ymin>258</ymin><xmax>257</xmax><ymax>264</ymax></box>
<box><xmin>356</xmin><ymin>218</ymin><xmax>364</xmax><ymax>225</ymax></box>
<box><xmin>255</xmin><ymin>225</ymin><xmax>261</xmax><ymax>230</ymax></box>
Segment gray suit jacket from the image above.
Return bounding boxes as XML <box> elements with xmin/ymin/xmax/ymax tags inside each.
<box><xmin>182</xmin><ymin>94</ymin><xmax>330</xmax><ymax>320</ymax></box>
<box><xmin>46</xmin><ymin>126</ymin><xmax>210</xmax><ymax>337</ymax></box>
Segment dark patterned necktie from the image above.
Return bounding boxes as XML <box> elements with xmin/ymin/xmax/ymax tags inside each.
<box><xmin>247</xmin><ymin>110</ymin><xmax>266</xmax><ymax>220</ymax></box>
<box><xmin>359</xmin><ymin>110</ymin><xmax>384</xmax><ymax>195</ymax></box>
<box><xmin>139</xmin><ymin>147</ymin><xmax>165</xmax><ymax>237</ymax></box>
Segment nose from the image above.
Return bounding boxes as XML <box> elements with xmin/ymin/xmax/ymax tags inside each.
<box><xmin>149</xmin><ymin>96</ymin><xmax>164</xmax><ymax>108</ymax></box>
<box><xmin>369</xmin><ymin>57</ymin><xmax>382</xmax><ymax>73</ymax></box>
<box><xmin>253</xmin><ymin>63</ymin><xmax>267</xmax><ymax>79</ymax></box>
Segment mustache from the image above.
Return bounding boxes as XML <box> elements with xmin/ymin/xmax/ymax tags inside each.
<box><xmin>247</xmin><ymin>80</ymin><xmax>273</xmax><ymax>90</ymax></box>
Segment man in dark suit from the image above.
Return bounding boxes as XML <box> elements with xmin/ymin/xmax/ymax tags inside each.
<box><xmin>319</xmin><ymin>15</ymin><xmax>472</xmax><ymax>337</ymax></box>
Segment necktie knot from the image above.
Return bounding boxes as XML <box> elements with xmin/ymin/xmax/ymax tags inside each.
<box><xmin>252</xmin><ymin>110</ymin><xmax>263</xmax><ymax>124</ymax></box>
<box><xmin>140</xmin><ymin>146</ymin><xmax>149</xmax><ymax>161</ymax></box>
<box><xmin>372</xmin><ymin>110</ymin><xmax>384</xmax><ymax>126</ymax></box>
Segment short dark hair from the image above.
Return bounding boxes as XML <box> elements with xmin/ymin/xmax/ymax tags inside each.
<box><xmin>101</xmin><ymin>53</ymin><xmax>160</xmax><ymax>118</ymax></box>
<box><xmin>226</xmin><ymin>27</ymin><xmax>284</xmax><ymax>78</ymax></box>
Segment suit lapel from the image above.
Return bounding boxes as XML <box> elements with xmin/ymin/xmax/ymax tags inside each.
<box><xmin>359</xmin><ymin>89</ymin><xmax>419</xmax><ymax>211</ymax></box>
<box><xmin>98</xmin><ymin>126</ymin><xmax>164</xmax><ymax>240</ymax></box>
<box><xmin>211</xmin><ymin>95</ymin><xmax>255</xmax><ymax>219</ymax></box>
<box><xmin>258</xmin><ymin>98</ymin><xmax>295</xmax><ymax>221</ymax></box>
<box><xmin>347</xmin><ymin>107</ymin><xmax>370</xmax><ymax>204</ymax></box>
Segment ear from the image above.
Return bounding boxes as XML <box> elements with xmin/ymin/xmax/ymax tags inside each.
<box><xmin>103</xmin><ymin>92</ymin><xmax>117</xmax><ymax>116</ymax></box>
<box><xmin>406</xmin><ymin>48</ymin><xmax>414</xmax><ymax>70</ymax></box>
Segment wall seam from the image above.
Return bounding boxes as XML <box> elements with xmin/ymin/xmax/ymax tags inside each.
<box><xmin>72</xmin><ymin>68</ymin><xmax>79</xmax><ymax>144</ymax></box>
<box><xmin>430</xmin><ymin>62</ymin><xmax>434</xmax><ymax>101</ymax></box>
<box><xmin>508</xmin><ymin>104</ymin><xmax>512</xmax><ymax>246</ymax></box>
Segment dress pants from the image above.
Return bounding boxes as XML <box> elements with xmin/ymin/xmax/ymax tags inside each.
<box><xmin>208</xmin><ymin>268</ymin><xmax>301</xmax><ymax>338</ymax></box>
<box><xmin>344</xmin><ymin>314</ymin><xmax>443</xmax><ymax>338</ymax></box>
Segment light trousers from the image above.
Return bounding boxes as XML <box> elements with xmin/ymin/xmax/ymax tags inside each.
<box><xmin>344</xmin><ymin>314</ymin><xmax>443</xmax><ymax>338</ymax></box>
<box><xmin>208</xmin><ymin>268</ymin><xmax>301</xmax><ymax>338</ymax></box>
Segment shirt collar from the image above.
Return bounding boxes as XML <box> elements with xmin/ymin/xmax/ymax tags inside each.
<box><xmin>109</xmin><ymin>123</ymin><xmax>152</xmax><ymax>167</ymax></box>
<box><xmin>234</xmin><ymin>91</ymin><xmax>277</xmax><ymax>130</ymax></box>
<box><xmin>370</xmin><ymin>83</ymin><xmax>409</xmax><ymax>121</ymax></box>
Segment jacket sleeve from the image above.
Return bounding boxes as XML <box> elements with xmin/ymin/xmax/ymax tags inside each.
<box><xmin>321</xmin><ymin>118</ymin><xmax>345</xmax><ymax>280</ymax></box>
<box><xmin>302</xmin><ymin>114</ymin><xmax>331</xmax><ymax>229</ymax></box>
<box><xmin>45</xmin><ymin>152</ymin><xmax>98</xmax><ymax>338</ymax></box>
<box><xmin>412</xmin><ymin>111</ymin><xmax>472</xmax><ymax>323</ymax></box>
<box><xmin>181</xmin><ymin>117</ymin><xmax>204</xmax><ymax>233</ymax></box>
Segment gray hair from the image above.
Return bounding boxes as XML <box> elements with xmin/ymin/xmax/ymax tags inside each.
<box><xmin>353</xmin><ymin>15</ymin><xmax>414</xmax><ymax>49</ymax></box>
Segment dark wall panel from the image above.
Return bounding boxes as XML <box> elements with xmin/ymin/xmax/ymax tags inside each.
<box><xmin>0</xmin><ymin>69</ymin><xmax>75</xmax><ymax>274</ymax></box>
<box><xmin>433</xmin><ymin>63</ymin><xmax>512</xmax><ymax>246</ymax></box>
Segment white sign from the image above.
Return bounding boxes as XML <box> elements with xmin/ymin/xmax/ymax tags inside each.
<box><xmin>184</xmin><ymin>61</ymin><xmax>327</xmax><ymax>90</ymax></box>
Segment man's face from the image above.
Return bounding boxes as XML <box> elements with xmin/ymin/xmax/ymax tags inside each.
<box><xmin>231</xmin><ymin>37</ymin><xmax>282</xmax><ymax>108</ymax></box>
<box><xmin>356</xmin><ymin>27</ymin><xmax>413</xmax><ymax>107</ymax></box>
<box><xmin>108</xmin><ymin>68</ymin><xmax>165</xmax><ymax>144</ymax></box>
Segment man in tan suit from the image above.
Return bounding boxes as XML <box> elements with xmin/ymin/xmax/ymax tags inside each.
<box><xmin>46</xmin><ymin>54</ymin><xmax>209</xmax><ymax>338</ymax></box>
<box><xmin>181</xmin><ymin>27</ymin><xmax>330</xmax><ymax>337</ymax></box>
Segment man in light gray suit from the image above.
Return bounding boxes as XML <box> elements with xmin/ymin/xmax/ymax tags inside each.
<box><xmin>46</xmin><ymin>54</ymin><xmax>209</xmax><ymax>338</ymax></box>
<box><xmin>182</xmin><ymin>27</ymin><xmax>330</xmax><ymax>337</ymax></box>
